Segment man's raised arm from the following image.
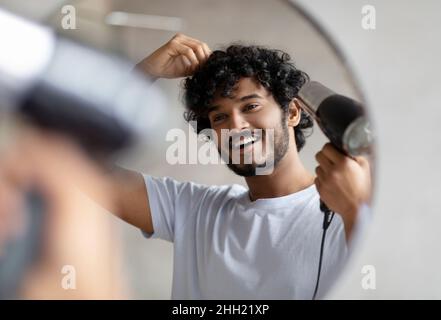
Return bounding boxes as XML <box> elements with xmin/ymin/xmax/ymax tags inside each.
<box><xmin>109</xmin><ymin>34</ymin><xmax>211</xmax><ymax>234</ymax></box>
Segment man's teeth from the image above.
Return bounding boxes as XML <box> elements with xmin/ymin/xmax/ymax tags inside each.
<box><xmin>232</xmin><ymin>136</ymin><xmax>257</xmax><ymax>149</ymax></box>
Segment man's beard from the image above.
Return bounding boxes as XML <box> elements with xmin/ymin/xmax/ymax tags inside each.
<box><xmin>220</xmin><ymin>121</ymin><xmax>290</xmax><ymax>177</ymax></box>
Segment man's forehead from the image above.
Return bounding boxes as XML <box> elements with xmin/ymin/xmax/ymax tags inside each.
<box><xmin>213</xmin><ymin>77</ymin><xmax>270</xmax><ymax>102</ymax></box>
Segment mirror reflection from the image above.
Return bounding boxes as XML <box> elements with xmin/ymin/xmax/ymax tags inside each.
<box><xmin>0</xmin><ymin>0</ymin><xmax>374</xmax><ymax>300</ymax></box>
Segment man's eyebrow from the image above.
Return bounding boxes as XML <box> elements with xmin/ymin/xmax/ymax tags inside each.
<box><xmin>237</xmin><ymin>93</ymin><xmax>263</xmax><ymax>101</ymax></box>
<box><xmin>207</xmin><ymin>105</ymin><xmax>219</xmax><ymax>113</ymax></box>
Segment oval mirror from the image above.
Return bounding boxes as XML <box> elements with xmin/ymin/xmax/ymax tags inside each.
<box><xmin>42</xmin><ymin>0</ymin><xmax>374</xmax><ymax>299</ymax></box>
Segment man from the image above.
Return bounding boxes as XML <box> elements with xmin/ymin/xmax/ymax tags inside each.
<box><xmin>112</xmin><ymin>34</ymin><xmax>372</xmax><ymax>299</ymax></box>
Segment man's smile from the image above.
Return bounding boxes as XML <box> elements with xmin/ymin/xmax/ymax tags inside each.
<box><xmin>227</xmin><ymin>130</ymin><xmax>264</xmax><ymax>157</ymax></box>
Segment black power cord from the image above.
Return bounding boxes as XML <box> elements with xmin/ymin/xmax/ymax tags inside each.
<box><xmin>312</xmin><ymin>201</ymin><xmax>335</xmax><ymax>300</ymax></box>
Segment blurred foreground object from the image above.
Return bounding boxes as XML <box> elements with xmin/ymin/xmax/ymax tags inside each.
<box><xmin>0</xmin><ymin>8</ymin><xmax>166</xmax><ymax>299</ymax></box>
<box><xmin>0</xmin><ymin>8</ymin><xmax>164</xmax><ymax>158</ymax></box>
<box><xmin>0</xmin><ymin>127</ymin><xmax>128</xmax><ymax>299</ymax></box>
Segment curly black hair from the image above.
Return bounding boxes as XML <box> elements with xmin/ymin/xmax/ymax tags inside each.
<box><xmin>183</xmin><ymin>45</ymin><xmax>313</xmax><ymax>151</ymax></box>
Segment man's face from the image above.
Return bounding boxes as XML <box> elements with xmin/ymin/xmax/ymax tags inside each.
<box><xmin>207</xmin><ymin>77</ymin><xmax>291</xmax><ymax>176</ymax></box>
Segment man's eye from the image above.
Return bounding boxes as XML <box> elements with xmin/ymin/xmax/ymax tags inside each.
<box><xmin>213</xmin><ymin>114</ymin><xmax>226</xmax><ymax>122</ymax></box>
<box><xmin>244</xmin><ymin>104</ymin><xmax>259</xmax><ymax>111</ymax></box>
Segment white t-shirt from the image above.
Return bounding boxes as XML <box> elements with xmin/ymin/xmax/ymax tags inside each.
<box><xmin>143</xmin><ymin>175</ymin><xmax>348</xmax><ymax>299</ymax></box>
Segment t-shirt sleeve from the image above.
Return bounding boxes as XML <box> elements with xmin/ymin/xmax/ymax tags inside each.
<box><xmin>141</xmin><ymin>174</ymin><xmax>210</xmax><ymax>243</ymax></box>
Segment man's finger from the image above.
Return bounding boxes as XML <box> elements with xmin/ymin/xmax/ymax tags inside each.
<box><xmin>202</xmin><ymin>43</ymin><xmax>212</xmax><ymax>59</ymax></box>
<box><xmin>315</xmin><ymin>166</ymin><xmax>326</xmax><ymax>180</ymax></box>
<box><xmin>354</xmin><ymin>155</ymin><xmax>370</xmax><ymax>169</ymax></box>
<box><xmin>181</xmin><ymin>38</ymin><xmax>210</xmax><ymax>62</ymax></box>
<box><xmin>176</xmin><ymin>44</ymin><xmax>199</xmax><ymax>68</ymax></box>
<box><xmin>175</xmin><ymin>33</ymin><xmax>211</xmax><ymax>60</ymax></box>
<box><xmin>321</xmin><ymin>143</ymin><xmax>345</xmax><ymax>163</ymax></box>
<box><xmin>315</xmin><ymin>151</ymin><xmax>333</xmax><ymax>171</ymax></box>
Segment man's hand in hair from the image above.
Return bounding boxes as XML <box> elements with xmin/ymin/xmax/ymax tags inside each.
<box><xmin>136</xmin><ymin>33</ymin><xmax>211</xmax><ymax>80</ymax></box>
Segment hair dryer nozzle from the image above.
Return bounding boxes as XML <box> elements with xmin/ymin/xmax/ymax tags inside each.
<box><xmin>297</xmin><ymin>81</ymin><xmax>372</xmax><ymax>157</ymax></box>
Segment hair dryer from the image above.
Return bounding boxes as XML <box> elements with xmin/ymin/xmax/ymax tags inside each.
<box><xmin>297</xmin><ymin>80</ymin><xmax>374</xmax><ymax>217</ymax></box>
<box><xmin>297</xmin><ymin>81</ymin><xmax>373</xmax><ymax>157</ymax></box>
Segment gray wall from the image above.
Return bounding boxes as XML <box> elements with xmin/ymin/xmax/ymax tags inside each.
<box><xmin>295</xmin><ymin>0</ymin><xmax>441</xmax><ymax>299</ymax></box>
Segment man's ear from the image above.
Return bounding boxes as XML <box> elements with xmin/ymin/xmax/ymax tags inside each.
<box><xmin>287</xmin><ymin>98</ymin><xmax>302</xmax><ymax>127</ymax></box>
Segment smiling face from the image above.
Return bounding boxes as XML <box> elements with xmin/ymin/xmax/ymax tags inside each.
<box><xmin>207</xmin><ymin>77</ymin><xmax>296</xmax><ymax>176</ymax></box>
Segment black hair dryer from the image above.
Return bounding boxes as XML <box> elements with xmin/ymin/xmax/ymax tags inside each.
<box><xmin>297</xmin><ymin>81</ymin><xmax>373</xmax><ymax>217</ymax></box>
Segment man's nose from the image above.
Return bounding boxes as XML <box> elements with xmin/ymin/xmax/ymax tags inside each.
<box><xmin>229</xmin><ymin>109</ymin><xmax>249</xmax><ymax>131</ymax></box>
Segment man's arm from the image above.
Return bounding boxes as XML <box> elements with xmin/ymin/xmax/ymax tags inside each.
<box><xmin>314</xmin><ymin>143</ymin><xmax>372</xmax><ymax>241</ymax></box>
<box><xmin>109</xmin><ymin>34</ymin><xmax>211</xmax><ymax>234</ymax></box>
<box><xmin>108</xmin><ymin>168</ymin><xmax>153</xmax><ymax>233</ymax></box>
